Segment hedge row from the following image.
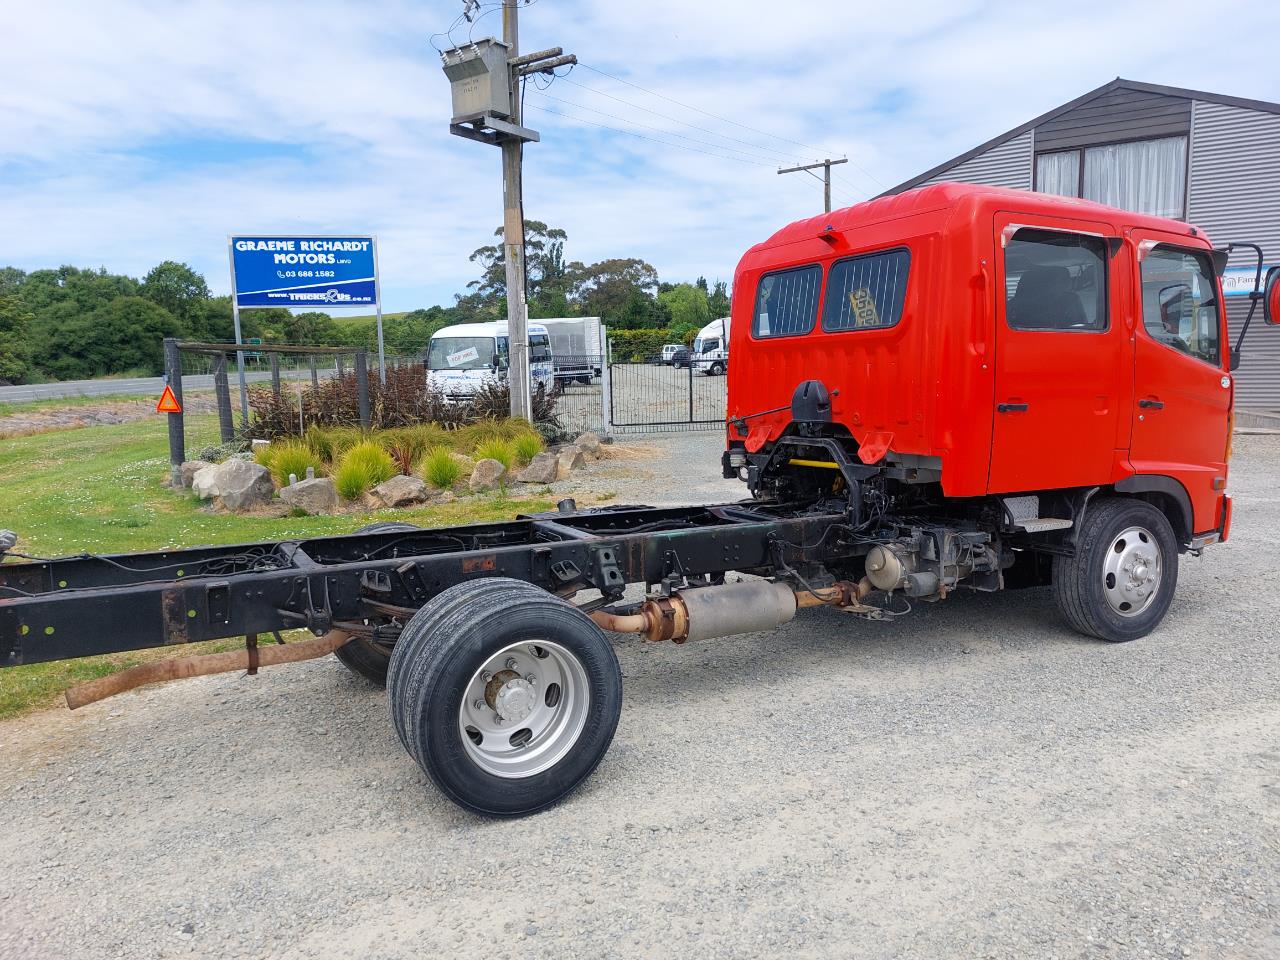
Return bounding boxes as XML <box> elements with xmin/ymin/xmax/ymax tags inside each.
<box><xmin>607</xmin><ymin>328</ymin><xmax>682</xmax><ymax>361</ymax></box>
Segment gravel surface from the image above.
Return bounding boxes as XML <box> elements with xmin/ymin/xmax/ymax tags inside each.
<box><xmin>1</xmin><ymin>433</ymin><xmax>1277</xmax><ymax>960</ymax></box>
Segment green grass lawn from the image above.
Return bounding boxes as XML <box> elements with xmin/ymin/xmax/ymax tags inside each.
<box><xmin>0</xmin><ymin>414</ymin><xmax>554</xmax><ymax>718</ymax></box>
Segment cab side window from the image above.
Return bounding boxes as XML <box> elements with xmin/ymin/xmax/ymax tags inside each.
<box><xmin>753</xmin><ymin>265</ymin><xmax>821</xmax><ymax>338</ymax></box>
<box><xmin>1140</xmin><ymin>247</ymin><xmax>1221</xmax><ymax>366</ymax></box>
<box><xmin>1004</xmin><ymin>229</ymin><xmax>1108</xmax><ymax>331</ymax></box>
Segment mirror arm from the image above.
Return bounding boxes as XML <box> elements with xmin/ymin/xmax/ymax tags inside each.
<box><xmin>1223</xmin><ymin>243</ymin><xmax>1266</xmax><ymax>365</ymax></box>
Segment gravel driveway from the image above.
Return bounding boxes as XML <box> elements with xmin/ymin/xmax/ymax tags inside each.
<box><xmin>1</xmin><ymin>434</ymin><xmax>1277</xmax><ymax>960</ymax></box>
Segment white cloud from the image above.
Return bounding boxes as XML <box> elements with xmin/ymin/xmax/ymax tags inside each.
<box><xmin>2</xmin><ymin>0</ymin><xmax>1278</xmax><ymax>311</ymax></box>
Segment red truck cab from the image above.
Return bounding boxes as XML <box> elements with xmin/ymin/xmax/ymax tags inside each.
<box><xmin>725</xmin><ymin>183</ymin><xmax>1277</xmax><ymax>639</ymax></box>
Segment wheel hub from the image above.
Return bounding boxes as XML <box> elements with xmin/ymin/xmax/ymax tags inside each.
<box><xmin>490</xmin><ymin>673</ymin><xmax>536</xmax><ymax>723</ymax></box>
<box><xmin>1102</xmin><ymin>525</ymin><xmax>1162</xmax><ymax>617</ymax></box>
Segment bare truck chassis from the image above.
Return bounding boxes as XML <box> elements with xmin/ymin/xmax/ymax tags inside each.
<box><xmin>0</xmin><ymin>477</ymin><xmax>1022</xmax><ymax>816</ymax></box>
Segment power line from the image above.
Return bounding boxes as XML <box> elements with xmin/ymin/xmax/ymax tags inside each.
<box><xmin>526</xmin><ymin>103</ymin><xmax>775</xmax><ymax>168</ymax></box>
<box><xmin>530</xmin><ymin>89</ymin><xmax>805</xmax><ymax>167</ymax></box>
<box><xmin>555</xmin><ymin>76</ymin><xmax>812</xmax><ymax>167</ymax></box>
<box><xmin>578</xmin><ymin>61</ymin><xmax>843</xmax><ymax>159</ymax></box>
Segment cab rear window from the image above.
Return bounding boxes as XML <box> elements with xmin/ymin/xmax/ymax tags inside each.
<box><xmin>753</xmin><ymin>265</ymin><xmax>822</xmax><ymax>338</ymax></box>
<box><xmin>823</xmin><ymin>248</ymin><xmax>910</xmax><ymax>332</ymax></box>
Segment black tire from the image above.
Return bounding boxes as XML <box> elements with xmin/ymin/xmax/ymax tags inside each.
<box><xmin>576</xmin><ymin>375</ymin><xmax>591</xmax><ymax>384</ymax></box>
<box><xmin>387</xmin><ymin>577</ymin><xmax>623</xmax><ymax>817</ymax></box>
<box><xmin>709</xmin><ymin>361</ymin><xmax>725</xmax><ymax>376</ymax></box>
<box><xmin>332</xmin><ymin>522</ymin><xmax>423</xmax><ymax>686</ymax></box>
<box><xmin>1052</xmin><ymin>498</ymin><xmax>1178</xmax><ymax>642</ymax></box>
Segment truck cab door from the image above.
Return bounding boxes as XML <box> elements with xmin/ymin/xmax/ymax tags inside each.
<box><xmin>1127</xmin><ymin>232</ymin><xmax>1231</xmax><ymax>534</ymax></box>
<box><xmin>988</xmin><ymin>214</ymin><xmax>1131</xmax><ymax>493</ymax></box>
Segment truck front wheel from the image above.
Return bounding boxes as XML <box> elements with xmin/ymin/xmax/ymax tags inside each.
<box><xmin>387</xmin><ymin>577</ymin><xmax>622</xmax><ymax>816</ymax></box>
<box><xmin>1052</xmin><ymin>498</ymin><xmax>1178</xmax><ymax>642</ymax></box>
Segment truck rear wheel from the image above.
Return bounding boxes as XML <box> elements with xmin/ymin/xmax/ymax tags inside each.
<box><xmin>332</xmin><ymin>522</ymin><xmax>422</xmax><ymax>686</ymax></box>
<box><xmin>1052</xmin><ymin>498</ymin><xmax>1178</xmax><ymax>642</ymax></box>
<box><xmin>387</xmin><ymin>577</ymin><xmax>622</xmax><ymax>817</ymax></box>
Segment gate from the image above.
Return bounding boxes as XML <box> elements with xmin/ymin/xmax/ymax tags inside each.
<box><xmin>606</xmin><ymin>350</ymin><xmax>726</xmax><ymax>433</ymax></box>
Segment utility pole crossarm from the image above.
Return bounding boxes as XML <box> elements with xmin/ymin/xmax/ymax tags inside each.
<box><xmin>778</xmin><ymin>157</ymin><xmax>849</xmax><ymax>214</ymax></box>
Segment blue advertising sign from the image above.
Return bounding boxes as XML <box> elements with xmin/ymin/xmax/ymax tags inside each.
<box><xmin>229</xmin><ymin>236</ymin><xmax>378</xmax><ymax>308</ymax></box>
<box><xmin>1222</xmin><ymin>265</ymin><xmax>1275</xmax><ymax>298</ymax></box>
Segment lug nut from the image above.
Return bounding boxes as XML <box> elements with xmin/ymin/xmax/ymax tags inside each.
<box><xmin>482</xmin><ymin>671</ymin><xmax>492</xmax><ymax>682</ymax></box>
<box><xmin>473</xmin><ymin>699</ymin><xmax>486</xmax><ymax>710</ymax></box>
<box><xmin>525</xmin><ymin>674</ymin><xmax>537</xmax><ymax>685</ymax></box>
<box><xmin>505</xmin><ymin>658</ymin><xmax>518</xmax><ymax>669</ymax></box>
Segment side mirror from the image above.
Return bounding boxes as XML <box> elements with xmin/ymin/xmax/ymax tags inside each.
<box><xmin>1265</xmin><ymin>267</ymin><xmax>1280</xmax><ymax>326</ymax></box>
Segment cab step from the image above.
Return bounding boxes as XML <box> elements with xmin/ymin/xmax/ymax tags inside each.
<box><xmin>1002</xmin><ymin>496</ymin><xmax>1073</xmax><ymax>533</ymax></box>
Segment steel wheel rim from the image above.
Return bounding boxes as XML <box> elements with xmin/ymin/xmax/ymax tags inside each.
<box><xmin>458</xmin><ymin>640</ymin><xmax>590</xmax><ymax>779</ymax></box>
<box><xmin>1102</xmin><ymin>524</ymin><xmax>1162</xmax><ymax>617</ymax></box>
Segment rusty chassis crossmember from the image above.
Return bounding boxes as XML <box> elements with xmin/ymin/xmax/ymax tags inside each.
<box><xmin>0</xmin><ymin>501</ymin><xmax>866</xmax><ymax>670</ymax></box>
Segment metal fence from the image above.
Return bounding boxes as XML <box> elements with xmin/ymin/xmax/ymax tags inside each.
<box><xmin>605</xmin><ymin>354</ymin><xmax>727</xmax><ymax>433</ymax></box>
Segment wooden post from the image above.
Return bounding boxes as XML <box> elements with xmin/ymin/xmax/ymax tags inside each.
<box><xmin>270</xmin><ymin>352</ymin><xmax>281</xmax><ymax>400</ymax></box>
<box><xmin>355</xmin><ymin>349</ymin><xmax>371</xmax><ymax>428</ymax></box>
<box><xmin>163</xmin><ymin>338</ymin><xmax>185</xmax><ymax>486</ymax></box>
<box><xmin>213</xmin><ymin>351</ymin><xmax>234</xmax><ymax>443</ymax></box>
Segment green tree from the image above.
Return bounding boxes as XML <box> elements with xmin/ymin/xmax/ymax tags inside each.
<box><xmin>567</xmin><ymin>258</ymin><xmax>662</xmax><ymax>329</ymax></box>
<box><xmin>38</xmin><ymin>296</ymin><xmax>180</xmax><ymax>379</ymax></box>
<box><xmin>139</xmin><ymin>261</ymin><xmax>210</xmax><ymax>332</ymax></box>
<box><xmin>709</xmin><ymin>280</ymin><xmax>731</xmax><ymax>318</ymax></box>
<box><xmin>462</xmin><ymin>220</ymin><xmax>570</xmax><ymax>320</ymax></box>
<box><xmin>0</xmin><ymin>294</ymin><xmax>33</xmax><ymax>384</ymax></box>
<box><xmin>0</xmin><ymin>266</ymin><xmax>25</xmax><ymax>296</ymax></box>
<box><xmin>281</xmin><ymin>311</ymin><xmax>338</xmax><ymax>344</ymax></box>
<box><xmin>658</xmin><ymin>282</ymin><xmax>711</xmax><ymax>333</ymax></box>
<box><xmin>384</xmin><ymin>307</ymin><xmax>455</xmax><ymax>355</ymax></box>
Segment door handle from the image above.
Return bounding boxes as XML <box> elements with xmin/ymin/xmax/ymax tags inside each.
<box><xmin>997</xmin><ymin>402</ymin><xmax>1029</xmax><ymax>413</ymax></box>
<box><xmin>1138</xmin><ymin>398</ymin><xmax>1164</xmax><ymax>409</ymax></box>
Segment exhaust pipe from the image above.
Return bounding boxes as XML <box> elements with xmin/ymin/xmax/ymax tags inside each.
<box><xmin>590</xmin><ymin>578</ymin><xmax>871</xmax><ymax>644</ymax></box>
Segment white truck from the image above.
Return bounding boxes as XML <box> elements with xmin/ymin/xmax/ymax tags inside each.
<box><xmin>691</xmin><ymin>316</ymin><xmax>730</xmax><ymax>376</ymax></box>
<box><xmin>536</xmin><ymin>317</ymin><xmax>603</xmax><ymax>384</ymax></box>
<box><xmin>426</xmin><ymin>321</ymin><xmax>555</xmax><ymax>402</ymax></box>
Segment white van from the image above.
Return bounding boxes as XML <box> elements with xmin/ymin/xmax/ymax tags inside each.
<box><xmin>691</xmin><ymin>317</ymin><xmax>730</xmax><ymax>376</ymax></box>
<box><xmin>426</xmin><ymin>321</ymin><xmax>555</xmax><ymax>402</ymax></box>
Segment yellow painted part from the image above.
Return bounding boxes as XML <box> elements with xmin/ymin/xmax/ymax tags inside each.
<box><xmin>787</xmin><ymin>458</ymin><xmax>841</xmax><ymax>469</ymax></box>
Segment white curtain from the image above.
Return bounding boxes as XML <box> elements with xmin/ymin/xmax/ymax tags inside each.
<box><xmin>1036</xmin><ymin>151</ymin><xmax>1080</xmax><ymax>197</ymax></box>
<box><xmin>1083</xmin><ymin>136</ymin><xmax>1187</xmax><ymax>219</ymax></box>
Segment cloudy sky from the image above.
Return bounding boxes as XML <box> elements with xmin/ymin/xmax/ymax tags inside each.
<box><xmin>3</xmin><ymin>0</ymin><xmax>1278</xmax><ymax>312</ymax></box>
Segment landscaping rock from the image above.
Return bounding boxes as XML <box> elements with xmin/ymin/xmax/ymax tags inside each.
<box><xmin>469</xmin><ymin>458</ymin><xmax>506</xmax><ymax>492</ymax></box>
<box><xmin>557</xmin><ymin>446</ymin><xmax>585</xmax><ymax>479</ymax></box>
<box><xmin>437</xmin><ymin>491</ymin><xmax>457</xmax><ymax>504</ymax></box>
<box><xmin>278</xmin><ymin>477</ymin><xmax>339</xmax><ymax>515</ymax></box>
<box><xmin>573</xmin><ymin>432</ymin><xmax>603</xmax><ymax>460</ymax></box>
<box><xmin>516</xmin><ymin>452</ymin><xmax>560</xmax><ymax>484</ymax></box>
<box><xmin>369</xmin><ymin>475</ymin><xmax>429</xmax><ymax>509</ymax></box>
<box><xmin>250</xmin><ymin>439</ymin><xmax>271</xmax><ymax>455</ymax></box>
<box><xmin>178</xmin><ymin>460</ymin><xmax>213</xmax><ymax>489</ymax></box>
<box><xmin>191</xmin><ymin>464</ymin><xmax>222</xmax><ymax>500</ymax></box>
<box><xmin>213</xmin><ymin>459</ymin><xmax>275</xmax><ymax>511</ymax></box>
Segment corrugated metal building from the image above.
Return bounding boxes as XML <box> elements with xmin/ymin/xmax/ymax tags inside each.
<box><xmin>883</xmin><ymin>79</ymin><xmax>1280</xmax><ymax>410</ymax></box>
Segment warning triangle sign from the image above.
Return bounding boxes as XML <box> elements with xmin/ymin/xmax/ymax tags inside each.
<box><xmin>156</xmin><ymin>384</ymin><xmax>182</xmax><ymax>414</ymax></box>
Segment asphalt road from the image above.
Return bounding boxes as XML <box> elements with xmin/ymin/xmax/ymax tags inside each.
<box><xmin>0</xmin><ymin>368</ymin><xmax>334</xmax><ymax>404</ymax></box>
<box><xmin>1</xmin><ymin>433</ymin><xmax>1277</xmax><ymax>959</ymax></box>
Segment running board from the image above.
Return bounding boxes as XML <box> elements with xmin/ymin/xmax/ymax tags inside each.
<box><xmin>1002</xmin><ymin>496</ymin><xmax>1074</xmax><ymax>534</ymax></box>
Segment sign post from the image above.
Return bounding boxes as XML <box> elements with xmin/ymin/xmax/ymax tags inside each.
<box><xmin>228</xmin><ymin>235</ymin><xmax>383</xmax><ymax>425</ymax></box>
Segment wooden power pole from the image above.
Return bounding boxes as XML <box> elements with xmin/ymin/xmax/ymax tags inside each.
<box><xmin>777</xmin><ymin>158</ymin><xmax>849</xmax><ymax>213</ymax></box>
<box><xmin>442</xmin><ymin>1</ymin><xmax>575</xmax><ymax>420</ymax></box>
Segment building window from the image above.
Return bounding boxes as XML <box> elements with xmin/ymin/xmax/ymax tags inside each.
<box><xmin>1036</xmin><ymin>151</ymin><xmax>1080</xmax><ymax>198</ymax></box>
<box><xmin>1140</xmin><ymin>246</ymin><xmax>1221</xmax><ymax>366</ymax></box>
<box><xmin>1004</xmin><ymin>228</ymin><xmax>1108</xmax><ymax>332</ymax></box>
<box><xmin>822</xmin><ymin>249</ymin><xmax>910</xmax><ymax>332</ymax></box>
<box><xmin>753</xmin><ymin>265</ymin><xmax>821</xmax><ymax>338</ymax></box>
<box><xmin>1034</xmin><ymin>135</ymin><xmax>1187</xmax><ymax>219</ymax></box>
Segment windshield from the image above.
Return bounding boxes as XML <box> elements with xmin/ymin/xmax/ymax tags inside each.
<box><xmin>427</xmin><ymin>336</ymin><xmax>495</xmax><ymax>371</ymax></box>
<box><xmin>694</xmin><ymin>337</ymin><xmax>720</xmax><ymax>354</ymax></box>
